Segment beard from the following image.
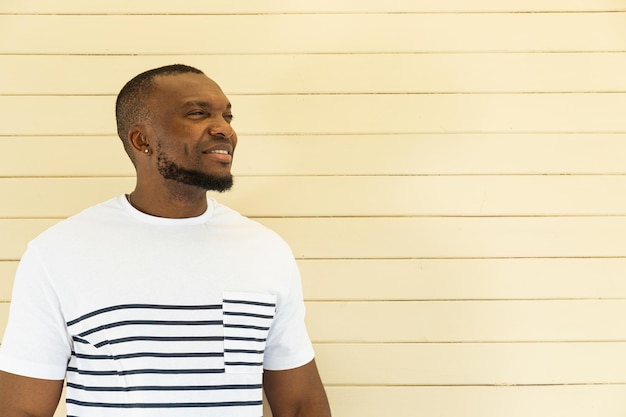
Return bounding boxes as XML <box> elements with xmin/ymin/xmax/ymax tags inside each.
<box><xmin>156</xmin><ymin>149</ymin><xmax>233</xmax><ymax>193</ymax></box>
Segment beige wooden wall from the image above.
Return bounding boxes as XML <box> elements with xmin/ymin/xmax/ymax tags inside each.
<box><xmin>2</xmin><ymin>1</ymin><xmax>626</xmax><ymax>416</ymax></box>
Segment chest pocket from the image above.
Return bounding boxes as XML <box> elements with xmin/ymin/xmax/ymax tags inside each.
<box><xmin>222</xmin><ymin>291</ymin><xmax>276</xmax><ymax>374</ymax></box>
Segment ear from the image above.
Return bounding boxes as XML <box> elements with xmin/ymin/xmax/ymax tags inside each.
<box><xmin>128</xmin><ymin>125</ymin><xmax>152</xmax><ymax>156</ymax></box>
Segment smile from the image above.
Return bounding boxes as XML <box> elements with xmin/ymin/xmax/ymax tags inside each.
<box><xmin>204</xmin><ymin>147</ymin><xmax>233</xmax><ymax>164</ymax></box>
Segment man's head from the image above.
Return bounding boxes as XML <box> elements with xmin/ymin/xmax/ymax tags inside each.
<box><xmin>115</xmin><ymin>64</ymin><xmax>204</xmax><ymax>154</ymax></box>
<box><xmin>115</xmin><ymin>65</ymin><xmax>237</xmax><ymax>193</ymax></box>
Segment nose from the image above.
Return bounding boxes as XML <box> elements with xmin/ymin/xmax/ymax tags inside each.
<box><xmin>209</xmin><ymin>119</ymin><xmax>235</xmax><ymax>139</ymax></box>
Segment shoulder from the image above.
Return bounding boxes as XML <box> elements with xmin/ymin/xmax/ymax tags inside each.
<box><xmin>210</xmin><ymin>199</ymin><xmax>294</xmax><ymax>252</ymax></box>
<box><xmin>29</xmin><ymin>196</ymin><xmax>124</xmax><ymax>246</ymax></box>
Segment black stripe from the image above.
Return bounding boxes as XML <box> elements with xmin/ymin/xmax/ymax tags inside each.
<box><xmin>72</xmin><ymin>351</ymin><xmax>223</xmax><ymax>360</ymax></box>
<box><xmin>67</xmin><ymin>367</ymin><xmax>225</xmax><ymax>376</ymax></box>
<box><xmin>223</xmin><ymin>299</ymin><xmax>276</xmax><ymax>308</ymax></box>
<box><xmin>66</xmin><ymin>399</ymin><xmax>262</xmax><ymax>408</ymax></box>
<box><xmin>67</xmin><ymin>382</ymin><xmax>262</xmax><ymax>392</ymax></box>
<box><xmin>224</xmin><ymin>324</ymin><xmax>270</xmax><ymax>331</ymax></box>
<box><xmin>94</xmin><ymin>336</ymin><xmax>223</xmax><ymax>348</ymax></box>
<box><xmin>79</xmin><ymin>320</ymin><xmax>223</xmax><ymax>337</ymax></box>
<box><xmin>67</xmin><ymin>304</ymin><xmax>222</xmax><ymax>326</ymax></box>
<box><xmin>224</xmin><ymin>311</ymin><xmax>274</xmax><ymax>320</ymax></box>
<box><xmin>225</xmin><ymin>349</ymin><xmax>264</xmax><ymax>354</ymax></box>
<box><xmin>224</xmin><ymin>336</ymin><xmax>266</xmax><ymax>343</ymax></box>
<box><xmin>225</xmin><ymin>362</ymin><xmax>263</xmax><ymax>367</ymax></box>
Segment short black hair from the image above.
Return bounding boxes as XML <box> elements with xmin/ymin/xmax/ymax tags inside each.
<box><xmin>115</xmin><ymin>64</ymin><xmax>204</xmax><ymax>148</ymax></box>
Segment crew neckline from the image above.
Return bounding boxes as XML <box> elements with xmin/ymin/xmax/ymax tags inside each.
<box><xmin>118</xmin><ymin>194</ymin><xmax>214</xmax><ymax>225</ymax></box>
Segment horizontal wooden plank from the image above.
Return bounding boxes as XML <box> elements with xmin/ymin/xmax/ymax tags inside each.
<box><xmin>5</xmin><ymin>217</ymin><xmax>626</xmax><ymax>260</ymax></box>
<box><xmin>4</xmin><ymin>175</ymin><xmax>626</xmax><ymax>218</ymax></box>
<box><xmin>31</xmin><ymin>382</ymin><xmax>626</xmax><ymax>417</ymax></box>
<box><xmin>25</xmin><ymin>377</ymin><xmax>626</xmax><ymax>417</ymax></box>
<box><xmin>315</xmin><ymin>342</ymin><xmax>626</xmax><ymax>385</ymax></box>
<box><xmin>306</xmin><ymin>300</ymin><xmax>626</xmax><ymax>343</ymax></box>
<box><xmin>3</xmin><ymin>53</ymin><xmax>626</xmax><ymax>95</ymax></box>
<box><xmin>1</xmin><ymin>0</ymin><xmax>625</xmax><ymax>14</ymax></box>
<box><xmin>3</xmin><ymin>94</ymin><xmax>626</xmax><ymax>136</ymax></box>
<box><xmin>298</xmin><ymin>258</ymin><xmax>626</xmax><ymax>300</ymax></box>
<box><xmin>190</xmin><ymin>175</ymin><xmax>626</xmax><ymax>216</ymax></box>
<box><xmin>325</xmin><ymin>385</ymin><xmax>626</xmax><ymax>417</ymax></box>
<box><xmin>2</xmin><ymin>134</ymin><xmax>626</xmax><ymax>177</ymax></box>
<box><xmin>0</xmin><ymin>137</ymin><xmax>133</xmax><ymax>177</ymax></box>
<box><xmin>0</xmin><ymin>178</ymin><xmax>134</xmax><ymax>218</ymax></box>
<box><xmin>260</xmin><ymin>217</ymin><xmax>626</xmax><ymax>259</ymax></box>
<box><xmin>0</xmin><ymin>14</ymin><xmax>624</xmax><ymax>54</ymax></box>
<box><xmin>3</xmin><ymin>258</ymin><xmax>626</xmax><ymax>302</ymax></box>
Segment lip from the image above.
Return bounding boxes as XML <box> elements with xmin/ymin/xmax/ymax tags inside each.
<box><xmin>203</xmin><ymin>143</ymin><xmax>234</xmax><ymax>163</ymax></box>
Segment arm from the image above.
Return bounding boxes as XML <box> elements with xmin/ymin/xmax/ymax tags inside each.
<box><xmin>0</xmin><ymin>371</ymin><xmax>63</xmax><ymax>417</ymax></box>
<box><xmin>263</xmin><ymin>359</ymin><xmax>331</xmax><ymax>417</ymax></box>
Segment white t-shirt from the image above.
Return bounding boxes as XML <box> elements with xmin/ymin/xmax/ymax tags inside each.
<box><xmin>0</xmin><ymin>195</ymin><xmax>314</xmax><ymax>417</ymax></box>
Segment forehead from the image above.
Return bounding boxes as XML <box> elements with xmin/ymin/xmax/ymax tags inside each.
<box><xmin>151</xmin><ymin>73</ymin><xmax>230</xmax><ymax>109</ymax></box>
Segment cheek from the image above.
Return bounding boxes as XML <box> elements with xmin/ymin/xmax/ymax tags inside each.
<box><xmin>183</xmin><ymin>144</ymin><xmax>195</xmax><ymax>157</ymax></box>
<box><xmin>156</xmin><ymin>127</ymin><xmax>197</xmax><ymax>156</ymax></box>
<box><xmin>231</xmin><ymin>132</ymin><xmax>239</xmax><ymax>150</ymax></box>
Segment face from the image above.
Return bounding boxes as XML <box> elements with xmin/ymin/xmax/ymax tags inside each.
<box><xmin>147</xmin><ymin>73</ymin><xmax>238</xmax><ymax>192</ymax></box>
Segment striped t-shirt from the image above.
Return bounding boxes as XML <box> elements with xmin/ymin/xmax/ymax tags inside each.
<box><xmin>0</xmin><ymin>196</ymin><xmax>315</xmax><ymax>416</ymax></box>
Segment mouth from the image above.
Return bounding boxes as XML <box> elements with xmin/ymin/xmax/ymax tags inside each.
<box><xmin>207</xmin><ymin>149</ymin><xmax>230</xmax><ymax>155</ymax></box>
<box><xmin>203</xmin><ymin>145</ymin><xmax>233</xmax><ymax>163</ymax></box>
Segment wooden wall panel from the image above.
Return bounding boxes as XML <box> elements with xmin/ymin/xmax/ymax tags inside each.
<box><xmin>305</xmin><ymin>300</ymin><xmax>626</xmax><ymax>342</ymax></box>
<box><xmin>260</xmin><ymin>217</ymin><xmax>626</xmax><ymax>259</ymax></box>
<box><xmin>0</xmin><ymin>137</ymin><xmax>134</xmax><ymax>177</ymax></box>
<box><xmin>3</xmin><ymin>258</ymin><xmax>626</xmax><ymax>302</ymax></box>
<box><xmin>8</xmin><ymin>299</ymin><xmax>623</xmax><ymax>345</ymax></box>
<box><xmin>4</xmin><ymin>175</ymin><xmax>626</xmax><ymax>218</ymax></box>
<box><xmin>4</xmin><ymin>217</ymin><xmax>626</xmax><ymax>260</ymax></box>
<box><xmin>3</xmin><ymin>94</ymin><xmax>626</xmax><ymax>136</ymax></box>
<box><xmin>3</xmin><ymin>53</ymin><xmax>626</xmax><ymax>95</ymax></box>
<box><xmin>2</xmin><ymin>0</ymin><xmax>625</xmax><ymax>14</ymax></box>
<box><xmin>2</xmin><ymin>4</ymin><xmax>625</xmax><ymax>417</ymax></box>
<box><xmin>2</xmin><ymin>134</ymin><xmax>626</xmax><ymax>177</ymax></box>
<box><xmin>4</xmin><ymin>258</ymin><xmax>626</xmax><ymax>302</ymax></box>
<box><xmin>298</xmin><ymin>258</ymin><xmax>626</xmax><ymax>300</ymax></box>
<box><xmin>1</xmin><ymin>14</ymin><xmax>625</xmax><ymax>54</ymax></box>
<box><xmin>0</xmin><ymin>178</ymin><xmax>135</xmax><ymax>218</ymax></box>
<box><xmin>36</xmin><ymin>361</ymin><xmax>626</xmax><ymax>417</ymax></box>
<box><xmin>3</xmin><ymin>299</ymin><xmax>625</xmax><ymax>344</ymax></box>
<box><xmin>314</xmin><ymin>343</ymin><xmax>626</xmax><ymax>385</ymax></box>
<box><xmin>46</xmin><ymin>384</ymin><xmax>626</xmax><ymax>417</ymax></box>
<box><xmin>325</xmin><ymin>385</ymin><xmax>626</xmax><ymax>417</ymax></box>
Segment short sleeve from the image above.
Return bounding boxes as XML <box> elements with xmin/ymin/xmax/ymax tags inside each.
<box><xmin>262</xmin><ymin>258</ymin><xmax>315</xmax><ymax>371</ymax></box>
<box><xmin>0</xmin><ymin>244</ymin><xmax>71</xmax><ymax>380</ymax></box>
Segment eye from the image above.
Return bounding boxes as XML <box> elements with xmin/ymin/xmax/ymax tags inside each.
<box><xmin>187</xmin><ymin>110</ymin><xmax>206</xmax><ymax>118</ymax></box>
<box><xmin>223</xmin><ymin>113</ymin><xmax>234</xmax><ymax>123</ymax></box>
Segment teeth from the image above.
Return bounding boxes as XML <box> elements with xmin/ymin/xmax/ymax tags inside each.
<box><xmin>209</xmin><ymin>150</ymin><xmax>229</xmax><ymax>155</ymax></box>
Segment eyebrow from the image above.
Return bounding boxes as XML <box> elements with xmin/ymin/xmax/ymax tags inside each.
<box><xmin>182</xmin><ymin>100</ymin><xmax>232</xmax><ymax>110</ymax></box>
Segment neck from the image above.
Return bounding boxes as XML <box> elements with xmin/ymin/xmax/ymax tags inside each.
<box><xmin>128</xmin><ymin>186</ymin><xmax>208</xmax><ymax>218</ymax></box>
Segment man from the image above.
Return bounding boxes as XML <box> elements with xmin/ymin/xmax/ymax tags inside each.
<box><xmin>0</xmin><ymin>64</ymin><xmax>331</xmax><ymax>417</ymax></box>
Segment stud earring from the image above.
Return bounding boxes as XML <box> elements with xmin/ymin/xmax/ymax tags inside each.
<box><xmin>144</xmin><ymin>148</ymin><xmax>149</xmax><ymax>154</ymax></box>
